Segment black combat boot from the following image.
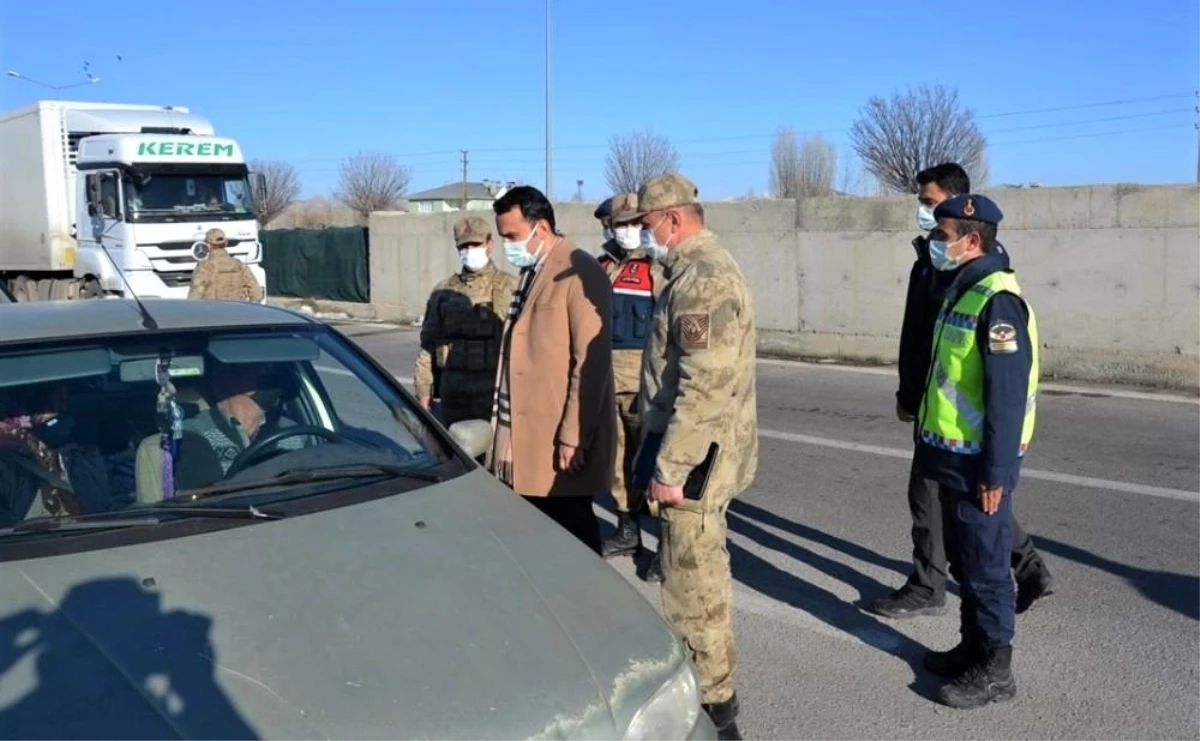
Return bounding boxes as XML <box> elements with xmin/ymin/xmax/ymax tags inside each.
<box><xmin>702</xmin><ymin>693</ymin><xmax>741</xmax><ymax>740</ymax></box>
<box><xmin>601</xmin><ymin>512</ymin><xmax>640</xmax><ymax>559</ymax></box>
<box><xmin>938</xmin><ymin>646</ymin><xmax>1017</xmax><ymax>709</ymax></box>
<box><xmin>923</xmin><ymin>638</ymin><xmax>983</xmax><ymax>679</ymax></box>
<box><xmin>1016</xmin><ymin>570</ymin><xmax>1055</xmax><ymax>614</ymax></box>
<box><xmin>641</xmin><ymin>549</ymin><xmax>663</xmax><ymax>583</ymax></box>
<box><xmin>870</xmin><ymin>585</ymin><xmax>946</xmax><ymax>619</ymax></box>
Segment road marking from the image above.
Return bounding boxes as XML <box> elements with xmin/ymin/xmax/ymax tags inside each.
<box><xmin>336</xmin><ymin>372</ymin><xmax>1198</xmax><ymax>503</ymax></box>
<box><xmin>758</xmin><ymin>430</ymin><xmax>1199</xmax><ymax>503</ymax></box>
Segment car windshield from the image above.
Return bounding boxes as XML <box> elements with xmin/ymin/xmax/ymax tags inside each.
<box><xmin>125</xmin><ymin>171</ymin><xmax>255</xmax><ymax>221</ymax></box>
<box><xmin>0</xmin><ymin>326</ymin><xmax>457</xmax><ymax>533</ymax></box>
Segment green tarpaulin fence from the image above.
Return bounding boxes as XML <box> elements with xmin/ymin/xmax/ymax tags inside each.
<box><xmin>261</xmin><ymin>227</ymin><xmax>370</xmax><ymax>303</ymax></box>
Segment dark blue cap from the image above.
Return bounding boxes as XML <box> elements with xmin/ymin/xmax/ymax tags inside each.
<box><xmin>933</xmin><ymin>194</ymin><xmax>1003</xmax><ymax>226</ymax></box>
<box><xmin>594</xmin><ymin>197</ymin><xmax>613</xmax><ymax>220</ymax></box>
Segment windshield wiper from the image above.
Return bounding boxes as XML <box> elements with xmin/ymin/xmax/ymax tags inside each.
<box><xmin>0</xmin><ymin>506</ymin><xmax>281</xmax><ymax>537</ymax></box>
<box><xmin>171</xmin><ymin>462</ymin><xmax>443</xmax><ymax>504</ymax></box>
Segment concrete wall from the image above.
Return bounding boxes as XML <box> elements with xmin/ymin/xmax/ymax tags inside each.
<box><xmin>369</xmin><ymin>184</ymin><xmax>1200</xmax><ymax>390</ymax></box>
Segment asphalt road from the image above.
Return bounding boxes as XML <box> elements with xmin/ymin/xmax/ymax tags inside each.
<box><xmin>335</xmin><ymin>322</ymin><xmax>1200</xmax><ymax>740</ymax></box>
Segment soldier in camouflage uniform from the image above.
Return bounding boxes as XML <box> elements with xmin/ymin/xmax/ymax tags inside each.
<box><xmin>415</xmin><ymin>216</ymin><xmax>517</xmax><ymax>427</ymax></box>
<box><xmin>634</xmin><ymin>173</ymin><xmax>758</xmax><ymax>741</ymax></box>
<box><xmin>187</xmin><ymin>229</ymin><xmax>264</xmax><ymax>302</ymax></box>
<box><xmin>598</xmin><ymin>192</ymin><xmax>666</xmax><ymax>584</ymax></box>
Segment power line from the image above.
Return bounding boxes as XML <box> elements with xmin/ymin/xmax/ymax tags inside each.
<box><xmin>284</xmin><ymin>91</ymin><xmax>1197</xmax><ymax>165</ymax></box>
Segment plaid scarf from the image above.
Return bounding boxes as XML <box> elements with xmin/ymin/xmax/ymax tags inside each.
<box><xmin>487</xmin><ymin>264</ymin><xmax>542</xmax><ymax>484</ymax></box>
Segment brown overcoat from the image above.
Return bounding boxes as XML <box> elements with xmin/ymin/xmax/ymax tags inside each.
<box><xmin>502</xmin><ymin>239</ymin><xmax>616</xmax><ymax>497</ymax></box>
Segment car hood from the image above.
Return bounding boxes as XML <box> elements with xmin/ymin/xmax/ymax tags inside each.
<box><xmin>0</xmin><ymin>470</ymin><xmax>686</xmax><ymax>740</ymax></box>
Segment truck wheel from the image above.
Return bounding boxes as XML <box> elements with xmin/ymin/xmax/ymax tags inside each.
<box><xmin>79</xmin><ymin>278</ymin><xmax>104</xmax><ymax>299</ymax></box>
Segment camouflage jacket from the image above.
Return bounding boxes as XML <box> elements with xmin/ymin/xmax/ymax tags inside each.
<box><xmin>639</xmin><ymin>229</ymin><xmax>758</xmax><ymax>497</ymax></box>
<box><xmin>414</xmin><ymin>262</ymin><xmax>517</xmax><ymax>400</ymax></box>
<box><xmin>599</xmin><ymin>246</ymin><xmax>664</xmax><ymax>396</ymax></box>
<box><xmin>187</xmin><ymin>250</ymin><xmax>263</xmax><ymax>302</ymax></box>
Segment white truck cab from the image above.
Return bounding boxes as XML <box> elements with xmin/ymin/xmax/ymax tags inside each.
<box><xmin>0</xmin><ymin>101</ymin><xmax>267</xmax><ymax>301</ymax></box>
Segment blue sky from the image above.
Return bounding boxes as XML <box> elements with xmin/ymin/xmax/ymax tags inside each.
<box><xmin>3</xmin><ymin>0</ymin><xmax>1197</xmax><ymax>200</ymax></box>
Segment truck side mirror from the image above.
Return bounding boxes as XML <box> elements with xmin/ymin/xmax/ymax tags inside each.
<box><xmin>252</xmin><ymin>172</ymin><xmax>267</xmax><ymax>204</ymax></box>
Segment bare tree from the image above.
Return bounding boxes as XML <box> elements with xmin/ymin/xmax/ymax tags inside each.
<box><xmin>769</xmin><ymin>127</ymin><xmax>837</xmax><ymax>198</ymax></box>
<box><xmin>248</xmin><ymin>159</ymin><xmax>301</xmax><ymax>227</ymax></box>
<box><xmin>335</xmin><ymin>151</ymin><xmax>412</xmax><ymax>223</ymax></box>
<box><xmin>604</xmin><ymin>130</ymin><xmax>680</xmax><ymax>194</ymax></box>
<box><xmin>849</xmin><ymin>84</ymin><xmax>988</xmax><ymax>194</ymax></box>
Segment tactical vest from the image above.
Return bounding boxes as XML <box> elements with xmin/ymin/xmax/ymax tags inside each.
<box><xmin>600</xmin><ymin>255</ymin><xmax>655</xmax><ymax>351</ymax></box>
<box><xmin>435</xmin><ymin>277</ymin><xmax>508</xmax><ymax>375</ymax></box>
<box><xmin>918</xmin><ymin>270</ymin><xmax>1040</xmax><ymax>456</ymax></box>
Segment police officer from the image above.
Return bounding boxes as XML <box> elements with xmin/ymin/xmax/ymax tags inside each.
<box><xmin>187</xmin><ymin>228</ymin><xmax>264</xmax><ymax>302</ymax></box>
<box><xmin>872</xmin><ymin>163</ymin><xmax>1054</xmax><ymax>620</ymax></box>
<box><xmin>915</xmin><ymin>194</ymin><xmax>1038</xmax><ymax>709</ymax></box>
<box><xmin>414</xmin><ymin>216</ymin><xmax>517</xmax><ymax>427</ymax></box>
<box><xmin>594</xmin><ymin>196</ymin><xmax>616</xmax><ymax>247</ymax></box>
<box><xmin>597</xmin><ymin>192</ymin><xmax>665</xmax><ymax>583</ymax></box>
<box><xmin>634</xmin><ymin>173</ymin><xmax>757</xmax><ymax>740</ymax></box>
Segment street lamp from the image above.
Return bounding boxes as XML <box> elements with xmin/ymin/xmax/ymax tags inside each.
<box><xmin>545</xmin><ymin>0</ymin><xmax>553</xmax><ymax>202</ymax></box>
<box><xmin>7</xmin><ymin>70</ymin><xmax>101</xmax><ymax>99</ymax></box>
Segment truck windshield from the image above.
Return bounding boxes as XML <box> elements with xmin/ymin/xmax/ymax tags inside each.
<box><xmin>125</xmin><ymin>172</ymin><xmax>255</xmax><ymax>222</ymax></box>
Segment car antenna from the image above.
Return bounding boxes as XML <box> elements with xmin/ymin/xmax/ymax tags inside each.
<box><xmin>96</xmin><ymin>238</ymin><xmax>158</xmax><ymax>330</ymax></box>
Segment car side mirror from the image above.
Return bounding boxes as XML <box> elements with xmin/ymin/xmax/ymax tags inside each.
<box><xmin>447</xmin><ymin>419</ymin><xmax>492</xmax><ymax>460</ymax></box>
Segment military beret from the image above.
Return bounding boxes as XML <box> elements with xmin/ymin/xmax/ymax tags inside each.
<box><xmin>934</xmin><ymin>194</ymin><xmax>1003</xmax><ymax>226</ymax></box>
<box><xmin>452</xmin><ymin>216</ymin><xmax>491</xmax><ymax>247</ymax></box>
<box><xmin>594</xmin><ymin>197</ymin><xmax>614</xmax><ymax>220</ymax></box>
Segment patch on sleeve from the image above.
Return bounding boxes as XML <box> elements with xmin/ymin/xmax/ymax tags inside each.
<box><xmin>678</xmin><ymin>313</ymin><xmax>711</xmax><ymax>350</ymax></box>
<box><xmin>987</xmin><ymin>321</ymin><xmax>1019</xmax><ymax>354</ymax></box>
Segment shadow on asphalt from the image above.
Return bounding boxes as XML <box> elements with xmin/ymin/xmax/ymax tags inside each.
<box><xmin>596</xmin><ymin>493</ymin><xmax>947</xmax><ymax>700</ymax></box>
<box><xmin>1034</xmin><ymin>536</ymin><xmax>1200</xmax><ymax>621</ymax></box>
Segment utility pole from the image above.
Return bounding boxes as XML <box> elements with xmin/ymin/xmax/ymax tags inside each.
<box><xmin>1194</xmin><ymin>90</ymin><xmax>1199</xmax><ymax>184</ymax></box>
<box><xmin>544</xmin><ymin>0</ymin><xmax>553</xmax><ymax>202</ymax></box>
<box><xmin>461</xmin><ymin>149</ymin><xmax>470</xmax><ymax>209</ymax></box>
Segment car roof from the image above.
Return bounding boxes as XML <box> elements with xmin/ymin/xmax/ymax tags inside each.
<box><xmin>0</xmin><ymin>299</ymin><xmax>318</xmax><ymax>345</ymax></box>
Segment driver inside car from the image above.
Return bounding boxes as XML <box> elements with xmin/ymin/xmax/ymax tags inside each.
<box><xmin>185</xmin><ymin>361</ymin><xmax>305</xmax><ymax>475</ymax></box>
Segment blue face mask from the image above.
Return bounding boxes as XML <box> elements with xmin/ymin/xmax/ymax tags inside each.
<box><xmin>504</xmin><ymin>227</ymin><xmax>545</xmax><ymax>269</ymax></box>
<box><xmin>916</xmin><ymin>205</ymin><xmax>938</xmax><ymax>232</ymax></box>
<box><xmin>927</xmin><ymin>236</ymin><xmax>964</xmax><ymax>272</ymax></box>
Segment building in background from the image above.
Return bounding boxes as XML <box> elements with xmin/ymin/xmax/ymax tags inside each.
<box><xmin>406</xmin><ymin>179</ymin><xmax>518</xmax><ymax>213</ymax></box>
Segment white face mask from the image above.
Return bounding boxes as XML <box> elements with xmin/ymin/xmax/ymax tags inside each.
<box><xmin>459</xmin><ymin>246</ymin><xmax>489</xmax><ymax>272</ymax></box>
<box><xmin>614</xmin><ymin>226</ymin><xmax>641</xmax><ymax>252</ymax></box>
<box><xmin>916</xmin><ymin>205</ymin><xmax>938</xmax><ymax>232</ymax></box>
<box><xmin>928</xmin><ymin>235</ymin><xmax>966</xmax><ymax>271</ymax></box>
<box><xmin>640</xmin><ymin>218</ymin><xmax>671</xmax><ymax>263</ymax></box>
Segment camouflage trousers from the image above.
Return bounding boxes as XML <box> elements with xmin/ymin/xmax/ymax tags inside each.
<box><xmin>611</xmin><ymin>392</ymin><xmax>642</xmax><ymax>514</ymax></box>
<box><xmin>660</xmin><ymin>496</ymin><xmax>735</xmax><ymax>704</ymax></box>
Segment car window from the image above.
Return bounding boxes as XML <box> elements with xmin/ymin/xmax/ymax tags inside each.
<box><xmin>0</xmin><ymin>326</ymin><xmax>458</xmax><ymax>535</ymax></box>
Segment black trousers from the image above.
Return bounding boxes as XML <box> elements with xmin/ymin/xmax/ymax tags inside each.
<box><xmin>904</xmin><ymin>459</ymin><xmax>1045</xmax><ymax>600</ymax></box>
<box><xmin>523</xmin><ymin>495</ymin><xmax>603</xmax><ymax>555</ymax></box>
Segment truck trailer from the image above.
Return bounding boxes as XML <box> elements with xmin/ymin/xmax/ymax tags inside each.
<box><xmin>0</xmin><ymin>100</ymin><xmax>267</xmax><ymax>301</ymax></box>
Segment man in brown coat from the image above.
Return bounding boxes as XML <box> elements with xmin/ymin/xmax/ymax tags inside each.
<box><xmin>485</xmin><ymin>185</ymin><xmax>617</xmax><ymax>554</ymax></box>
<box><xmin>187</xmin><ymin>229</ymin><xmax>264</xmax><ymax>302</ymax></box>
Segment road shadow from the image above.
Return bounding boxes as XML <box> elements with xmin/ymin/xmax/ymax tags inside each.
<box><xmin>0</xmin><ymin>576</ymin><xmax>259</xmax><ymax>739</ymax></box>
<box><xmin>729</xmin><ymin>499</ymin><xmax>910</xmax><ymax>576</ymax></box>
<box><xmin>726</xmin><ymin>538</ymin><xmax>944</xmax><ymax>700</ymax></box>
<box><xmin>1035</xmin><ymin>535</ymin><xmax>1200</xmax><ymax>621</ymax></box>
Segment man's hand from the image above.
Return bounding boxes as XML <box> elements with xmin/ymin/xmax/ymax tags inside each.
<box><xmin>649</xmin><ymin>479</ymin><xmax>686</xmax><ymax>507</ymax></box>
<box><xmin>556</xmin><ymin>443</ymin><xmax>585</xmax><ymax>474</ymax></box>
<box><xmin>418</xmin><ymin>396</ymin><xmax>432</xmax><ymax>410</ymax></box>
<box><xmin>895</xmin><ymin>401</ymin><xmax>914</xmax><ymax>423</ymax></box>
<box><xmin>978</xmin><ymin>483</ymin><xmax>1004</xmax><ymax>515</ymax></box>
